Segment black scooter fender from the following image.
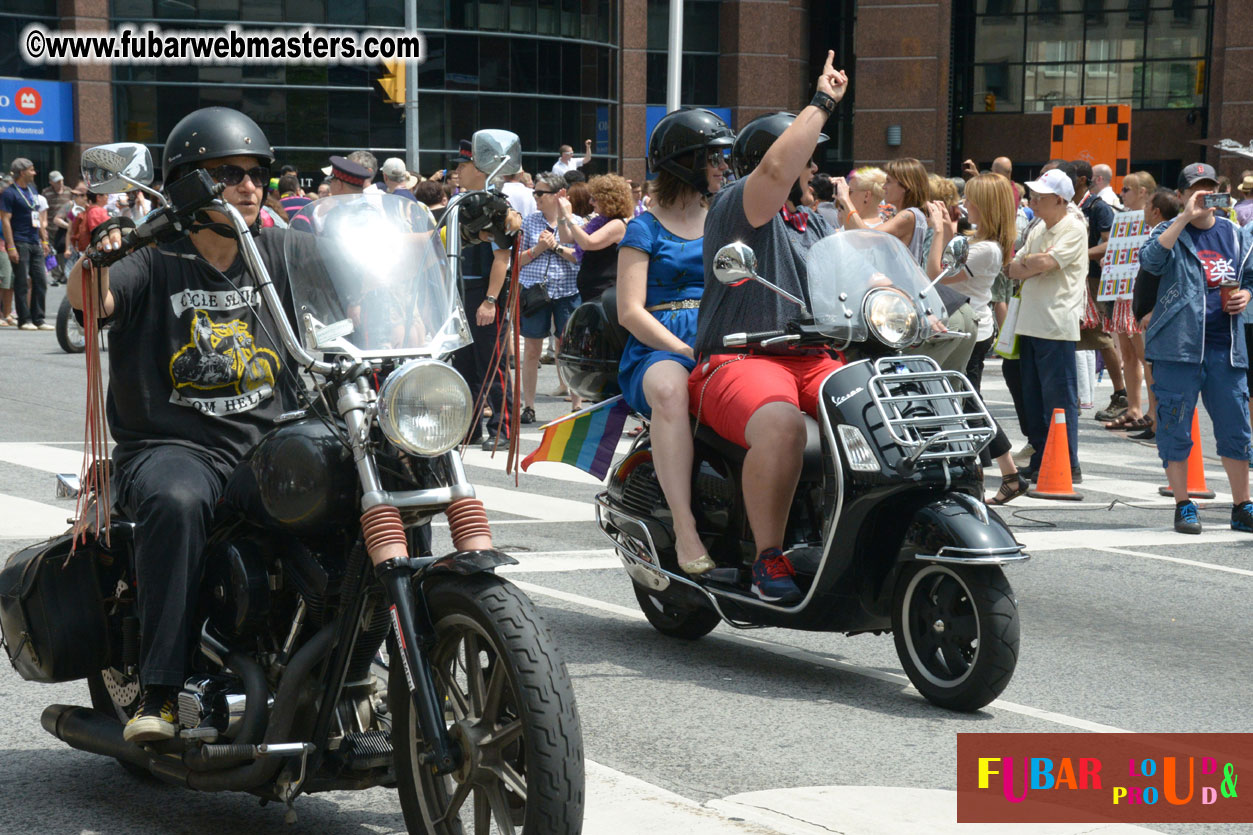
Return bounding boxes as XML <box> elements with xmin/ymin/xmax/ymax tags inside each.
<box><xmin>899</xmin><ymin>493</ymin><xmax>1024</xmax><ymax>561</ymax></box>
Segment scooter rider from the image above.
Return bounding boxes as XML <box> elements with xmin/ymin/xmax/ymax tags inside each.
<box><xmin>688</xmin><ymin>51</ymin><xmax>849</xmax><ymax>604</ymax></box>
<box><xmin>66</xmin><ymin>107</ymin><xmax>296</xmax><ymax>744</ymax></box>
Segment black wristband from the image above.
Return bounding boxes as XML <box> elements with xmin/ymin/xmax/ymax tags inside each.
<box><xmin>810</xmin><ymin>91</ymin><xmax>837</xmax><ymax>117</ymax></box>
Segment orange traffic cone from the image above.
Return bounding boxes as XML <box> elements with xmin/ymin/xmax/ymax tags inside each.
<box><xmin>1158</xmin><ymin>408</ymin><xmax>1215</xmax><ymax>499</ymax></box>
<box><xmin>1028</xmin><ymin>408</ymin><xmax>1083</xmax><ymax>501</ymax></box>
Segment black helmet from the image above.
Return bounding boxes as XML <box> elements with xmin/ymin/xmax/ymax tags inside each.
<box><xmin>647</xmin><ymin>108</ymin><xmax>735</xmax><ymax>196</ymax></box>
<box><xmin>730</xmin><ymin>112</ymin><xmax>828</xmax><ymax>179</ymax></box>
<box><xmin>162</xmin><ymin>107</ymin><xmax>275</xmax><ymax>184</ymax></box>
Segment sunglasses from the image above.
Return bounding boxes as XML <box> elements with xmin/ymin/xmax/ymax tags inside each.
<box><xmin>208</xmin><ymin>164</ymin><xmax>270</xmax><ymax>187</ymax></box>
<box><xmin>534</xmin><ymin>189</ymin><xmax>559</xmax><ymax>197</ymax></box>
<box><xmin>706</xmin><ymin>150</ymin><xmax>729</xmax><ymax>166</ymax></box>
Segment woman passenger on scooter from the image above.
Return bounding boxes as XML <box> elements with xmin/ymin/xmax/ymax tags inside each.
<box><xmin>616</xmin><ymin>109</ymin><xmax>734</xmax><ymax>575</ymax></box>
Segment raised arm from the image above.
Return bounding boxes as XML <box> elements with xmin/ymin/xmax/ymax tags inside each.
<box><xmin>741</xmin><ymin>51</ymin><xmax>848</xmax><ymax>228</ymax></box>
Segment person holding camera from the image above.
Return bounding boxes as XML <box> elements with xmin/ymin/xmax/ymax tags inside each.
<box><xmin>1139</xmin><ymin>163</ymin><xmax>1253</xmax><ymax>535</ymax></box>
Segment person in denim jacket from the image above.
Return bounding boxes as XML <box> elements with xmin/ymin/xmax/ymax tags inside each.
<box><xmin>1140</xmin><ymin>162</ymin><xmax>1253</xmax><ymax>534</ymax></box>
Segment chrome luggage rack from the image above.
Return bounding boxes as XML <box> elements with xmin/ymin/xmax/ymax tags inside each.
<box><xmin>867</xmin><ymin>355</ymin><xmax>995</xmax><ymax>468</ymax></box>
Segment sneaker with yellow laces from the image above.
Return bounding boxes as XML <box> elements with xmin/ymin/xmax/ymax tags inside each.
<box><xmin>123</xmin><ymin>685</ymin><xmax>179</xmax><ymax>744</ymax></box>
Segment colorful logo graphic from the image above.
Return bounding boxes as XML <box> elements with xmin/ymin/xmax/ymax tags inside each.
<box><xmin>15</xmin><ymin>87</ymin><xmax>41</xmax><ymax>116</ymax></box>
<box><xmin>957</xmin><ymin>733</ymin><xmax>1250</xmax><ymax>824</ymax></box>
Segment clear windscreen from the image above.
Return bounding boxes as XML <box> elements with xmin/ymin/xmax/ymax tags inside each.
<box><xmin>284</xmin><ymin>194</ymin><xmax>470</xmax><ymax>358</ymax></box>
<box><xmin>806</xmin><ymin>229</ymin><xmax>943</xmax><ymax>340</ymax></box>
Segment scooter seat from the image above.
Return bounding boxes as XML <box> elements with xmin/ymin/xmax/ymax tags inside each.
<box><xmin>691</xmin><ymin>415</ymin><xmax>824</xmax><ymax>480</ymax></box>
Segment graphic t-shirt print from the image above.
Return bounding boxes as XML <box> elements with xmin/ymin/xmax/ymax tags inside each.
<box><xmin>165</xmin><ymin>287</ymin><xmax>281</xmax><ymax>416</ymax></box>
<box><xmin>1196</xmin><ymin>249</ymin><xmax>1237</xmax><ymax>288</ymax></box>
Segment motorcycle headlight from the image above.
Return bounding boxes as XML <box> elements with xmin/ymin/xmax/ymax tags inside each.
<box><xmin>864</xmin><ymin>288</ymin><xmax>919</xmax><ymax>349</ymax></box>
<box><xmin>376</xmin><ymin>359</ymin><xmax>473</xmax><ymax>456</ymax></box>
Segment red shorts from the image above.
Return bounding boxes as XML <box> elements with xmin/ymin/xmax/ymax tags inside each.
<box><xmin>687</xmin><ymin>352</ymin><xmax>845</xmax><ymax>448</ymax></box>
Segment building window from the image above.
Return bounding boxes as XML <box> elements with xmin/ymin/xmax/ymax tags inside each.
<box><xmin>645</xmin><ymin>0</ymin><xmax>720</xmax><ymax>107</ymax></box>
<box><xmin>963</xmin><ymin>0</ymin><xmax>1210</xmax><ymax>113</ymax></box>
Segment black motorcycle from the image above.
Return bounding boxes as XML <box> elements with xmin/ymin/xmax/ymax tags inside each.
<box><xmin>0</xmin><ymin>134</ymin><xmax>583</xmax><ymax>833</ymax></box>
<box><xmin>560</xmin><ymin>231</ymin><xmax>1026</xmax><ymax>711</ymax></box>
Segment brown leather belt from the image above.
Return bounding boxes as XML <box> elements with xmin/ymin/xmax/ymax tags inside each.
<box><xmin>645</xmin><ymin>299</ymin><xmax>701</xmax><ymax>312</ymax></box>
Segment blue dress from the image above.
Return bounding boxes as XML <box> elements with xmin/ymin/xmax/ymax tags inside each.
<box><xmin>617</xmin><ymin>212</ymin><xmax>705</xmax><ymax>417</ymax></box>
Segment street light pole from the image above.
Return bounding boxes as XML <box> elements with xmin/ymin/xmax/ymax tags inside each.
<box><xmin>405</xmin><ymin>0</ymin><xmax>420</xmax><ymax>171</ymax></box>
<box><xmin>665</xmin><ymin>0</ymin><xmax>683</xmax><ymax>113</ymax></box>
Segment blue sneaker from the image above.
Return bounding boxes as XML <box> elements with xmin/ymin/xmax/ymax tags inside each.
<box><xmin>1231</xmin><ymin>501</ymin><xmax>1253</xmax><ymax>532</ymax></box>
<box><xmin>751</xmin><ymin>549</ymin><xmax>802</xmax><ymax>604</ymax></box>
<box><xmin>1174</xmin><ymin>500</ymin><xmax>1201</xmax><ymax>535</ymax></box>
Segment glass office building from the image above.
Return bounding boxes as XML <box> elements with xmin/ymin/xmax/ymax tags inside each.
<box><xmin>107</xmin><ymin>0</ymin><xmax>618</xmax><ymax>179</ymax></box>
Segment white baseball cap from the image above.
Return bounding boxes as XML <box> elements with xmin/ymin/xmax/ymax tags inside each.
<box><xmin>1024</xmin><ymin>169</ymin><xmax>1075</xmax><ymax>202</ymax></box>
<box><xmin>381</xmin><ymin>157</ymin><xmax>408</xmax><ymax>181</ymax></box>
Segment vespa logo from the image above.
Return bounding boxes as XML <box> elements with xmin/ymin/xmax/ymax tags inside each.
<box><xmin>832</xmin><ymin>386</ymin><xmax>864</xmax><ymax>408</ymax></box>
<box><xmin>15</xmin><ymin>87</ymin><xmax>42</xmax><ymax>116</ymax></box>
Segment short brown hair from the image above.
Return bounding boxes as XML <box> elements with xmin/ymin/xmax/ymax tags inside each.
<box><xmin>587</xmin><ymin>174</ymin><xmax>634</xmax><ymax>221</ymax></box>
<box><xmin>567</xmin><ymin>180</ymin><xmax>593</xmax><ymax>217</ymax></box>
<box><xmin>649</xmin><ymin>165</ymin><xmax>706</xmax><ymax>210</ymax></box>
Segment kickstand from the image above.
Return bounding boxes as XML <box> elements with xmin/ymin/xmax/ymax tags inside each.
<box><xmin>281</xmin><ymin>748</ymin><xmax>311</xmax><ymax>825</ymax></box>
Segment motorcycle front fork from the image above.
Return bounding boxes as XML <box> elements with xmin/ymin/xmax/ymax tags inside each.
<box><xmin>375</xmin><ymin>559</ymin><xmax>462</xmax><ymax>775</ymax></box>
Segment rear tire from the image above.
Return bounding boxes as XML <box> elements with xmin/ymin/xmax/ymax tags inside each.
<box><xmin>87</xmin><ymin>668</ymin><xmax>151</xmax><ymax>778</ymax></box>
<box><xmin>632</xmin><ymin>583</ymin><xmax>720</xmax><ymax>640</ymax></box>
<box><xmin>891</xmin><ymin>563</ymin><xmax>1019</xmax><ymax>711</ymax></box>
<box><xmin>56</xmin><ymin>296</ymin><xmax>86</xmax><ymax>354</ymax></box>
<box><xmin>391</xmin><ymin>573</ymin><xmax>583</xmax><ymax>834</ymax></box>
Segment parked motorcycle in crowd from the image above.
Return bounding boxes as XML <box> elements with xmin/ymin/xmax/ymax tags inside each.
<box><xmin>561</xmin><ymin>230</ymin><xmax>1026</xmax><ymax>711</ymax></box>
<box><xmin>0</xmin><ymin>133</ymin><xmax>584</xmax><ymax>834</ymax></box>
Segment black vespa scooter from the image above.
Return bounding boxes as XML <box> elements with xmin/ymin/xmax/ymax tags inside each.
<box><xmin>560</xmin><ymin>230</ymin><xmax>1026</xmax><ymax>711</ymax></box>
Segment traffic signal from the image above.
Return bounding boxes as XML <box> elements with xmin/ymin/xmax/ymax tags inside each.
<box><xmin>377</xmin><ymin>58</ymin><xmax>405</xmax><ymax>106</ymax></box>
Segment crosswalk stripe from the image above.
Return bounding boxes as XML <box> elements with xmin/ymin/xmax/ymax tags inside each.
<box><xmin>0</xmin><ymin>494</ymin><xmax>73</xmax><ymax>539</ymax></box>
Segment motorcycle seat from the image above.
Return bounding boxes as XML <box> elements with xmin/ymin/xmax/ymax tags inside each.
<box><xmin>691</xmin><ymin>415</ymin><xmax>824</xmax><ymax>480</ymax></box>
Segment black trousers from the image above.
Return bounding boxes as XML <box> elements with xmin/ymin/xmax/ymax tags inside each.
<box><xmin>967</xmin><ymin>334</ymin><xmax>1012</xmax><ymax>461</ymax></box>
<box><xmin>116</xmin><ymin>445</ymin><xmax>230</xmax><ymax>688</ymax></box>
<box><xmin>453</xmin><ymin>279</ymin><xmax>513</xmax><ymax>440</ymax></box>
<box><xmin>13</xmin><ymin>241</ymin><xmax>47</xmax><ymax>326</ymax></box>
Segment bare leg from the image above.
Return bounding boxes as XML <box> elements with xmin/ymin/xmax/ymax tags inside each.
<box><xmin>1101</xmin><ymin>344</ymin><xmax>1125</xmax><ymax>394</ymax></box>
<box><xmin>1222</xmin><ymin>457</ymin><xmax>1250</xmax><ymax>505</ymax></box>
<box><xmin>522</xmin><ymin>336</ymin><xmax>543</xmax><ymax>409</ymax></box>
<box><xmin>1166</xmin><ymin>460</ymin><xmax>1189</xmax><ymax>503</ymax></box>
<box><xmin>742</xmin><ymin>402</ymin><xmax>807</xmax><ymax>554</ymax></box>
<box><xmin>995</xmin><ymin>451</ymin><xmax>1018</xmax><ymax>478</ymax></box>
<box><xmin>642</xmin><ymin>361</ymin><xmax>704</xmax><ymax>565</ymax></box>
<box><xmin>993</xmin><ymin>300</ymin><xmax>1008</xmax><ymax>331</ymax></box>
<box><xmin>554</xmin><ymin>337</ymin><xmax>581</xmax><ymax>411</ymax></box>
<box><xmin>1117</xmin><ymin>332</ymin><xmax>1143</xmax><ymax>419</ymax></box>
<box><xmin>0</xmin><ymin>288</ymin><xmax>11</xmax><ymax>319</ymax></box>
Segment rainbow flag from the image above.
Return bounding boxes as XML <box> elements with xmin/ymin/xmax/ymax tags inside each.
<box><xmin>521</xmin><ymin>396</ymin><xmax>631</xmax><ymax>480</ymax></box>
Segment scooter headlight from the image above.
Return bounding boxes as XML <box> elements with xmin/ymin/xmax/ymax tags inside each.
<box><xmin>376</xmin><ymin>359</ymin><xmax>473</xmax><ymax>456</ymax></box>
<box><xmin>864</xmin><ymin>288</ymin><xmax>919</xmax><ymax>349</ymax></box>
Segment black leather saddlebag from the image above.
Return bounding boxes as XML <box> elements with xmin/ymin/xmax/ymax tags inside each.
<box><xmin>0</xmin><ymin>536</ymin><xmax>110</xmax><ymax>683</ymax></box>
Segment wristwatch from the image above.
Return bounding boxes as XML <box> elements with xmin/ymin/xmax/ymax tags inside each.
<box><xmin>484</xmin><ymin>295</ymin><xmax>497</xmax><ymax>305</ymax></box>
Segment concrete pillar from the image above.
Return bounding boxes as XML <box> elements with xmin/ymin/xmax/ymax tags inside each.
<box><xmin>58</xmin><ymin>0</ymin><xmax>114</xmax><ymax>172</ymax></box>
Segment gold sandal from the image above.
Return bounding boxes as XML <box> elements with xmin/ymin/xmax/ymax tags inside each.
<box><xmin>678</xmin><ymin>554</ymin><xmax>716</xmax><ymax>576</ymax></box>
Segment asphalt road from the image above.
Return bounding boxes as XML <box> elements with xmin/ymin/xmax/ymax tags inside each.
<box><xmin>0</xmin><ymin>285</ymin><xmax>1249</xmax><ymax>835</ymax></box>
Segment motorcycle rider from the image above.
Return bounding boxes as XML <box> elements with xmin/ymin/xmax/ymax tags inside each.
<box><xmin>688</xmin><ymin>51</ymin><xmax>848</xmax><ymax>603</ymax></box>
<box><xmin>66</xmin><ymin>107</ymin><xmax>296</xmax><ymax>743</ymax></box>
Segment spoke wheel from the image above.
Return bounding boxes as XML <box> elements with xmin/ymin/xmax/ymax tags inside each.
<box><xmin>56</xmin><ymin>295</ymin><xmax>86</xmax><ymax>353</ymax></box>
<box><xmin>391</xmin><ymin>574</ymin><xmax>582</xmax><ymax>835</ymax></box>
<box><xmin>891</xmin><ymin>563</ymin><xmax>1019</xmax><ymax>712</ymax></box>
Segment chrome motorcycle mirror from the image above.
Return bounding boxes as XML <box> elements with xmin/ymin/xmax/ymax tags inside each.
<box><xmin>920</xmin><ymin>235</ymin><xmax>970</xmax><ymax>299</ymax></box>
<box><xmin>473</xmin><ymin>129</ymin><xmax>522</xmax><ymax>183</ymax></box>
<box><xmin>80</xmin><ymin>143</ymin><xmax>154</xmax><ymax>194</ymax></box>
<box><xmin>714</xmin><ymin>242</ymin><xmax>809</xmax><ymax>314</ymax></box>
<box><xmin>713</xmin><ymin>242</ymin><xmax>760</xmax><ymax>286</ymax></box>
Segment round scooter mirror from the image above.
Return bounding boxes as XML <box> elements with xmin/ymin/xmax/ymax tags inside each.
<box><xmin>941</xmin><ymin>234</ymin><xmax>969</xmax><ymax>270</ymax></box>
<box><xmin>81</xmin><ymin>143</ymin><xmax>154</xmax><ymax>194</ymax></box>
<box><xmin>713</xmin><ymin>242</ymin><xmax>760</xmax><ymax>287</ymax></box>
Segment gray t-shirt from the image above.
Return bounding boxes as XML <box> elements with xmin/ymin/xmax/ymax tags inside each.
<box><xmin>695</xmin><ymin>178</ymin><xmax>832</xmax><ymax>356</ymax></box>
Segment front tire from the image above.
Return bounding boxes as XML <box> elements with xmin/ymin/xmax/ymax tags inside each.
<box><xmin>632</xmin><ymin>583</ymin><xmax>720</xmax><ymax>640</ymax></box>
<box><xmin>56</xmin><ymin>296</ymin><xmax>86</xmax><ymax>354</ymax></box>
<box><xmin>891</xmin><ymin>563</ymin><xmax>1019</xmax><ymax>711</ymax></box>
<box><xmin>391</xmin><ymin>574</ymin><xmax>583</xmax><ymax>834</ymax></box>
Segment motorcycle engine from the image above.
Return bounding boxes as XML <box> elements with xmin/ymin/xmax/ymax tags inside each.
<box><xmin>203</xmin><ymin>537</ymin><xmax>274</xmax><ymax>640</ymax></box>
<box><xmin>178</xmin><ymin>674</ymin><xmax>247</xmax><ymax>738</ymax></box>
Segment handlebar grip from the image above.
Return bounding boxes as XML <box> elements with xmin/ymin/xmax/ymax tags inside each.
<box><xmin>85</xmin><ymin>230</ymin><xmax>140</xmax><ymax>269</ymax></box>
<box><xmin>723</xmin><ymin>329</ymin><xmax>787</xmax><ymax>347</ymax></box>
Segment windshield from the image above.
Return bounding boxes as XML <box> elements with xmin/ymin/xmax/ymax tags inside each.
<box><xmin>806</xmin><ymin>229</ymin><xmax>944</xmax><ymax>342</ymax></box>
<box><xmin>284</xmin><ymin>194</ymin><xmax>470</xmax><ymax>359</ymax></box>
